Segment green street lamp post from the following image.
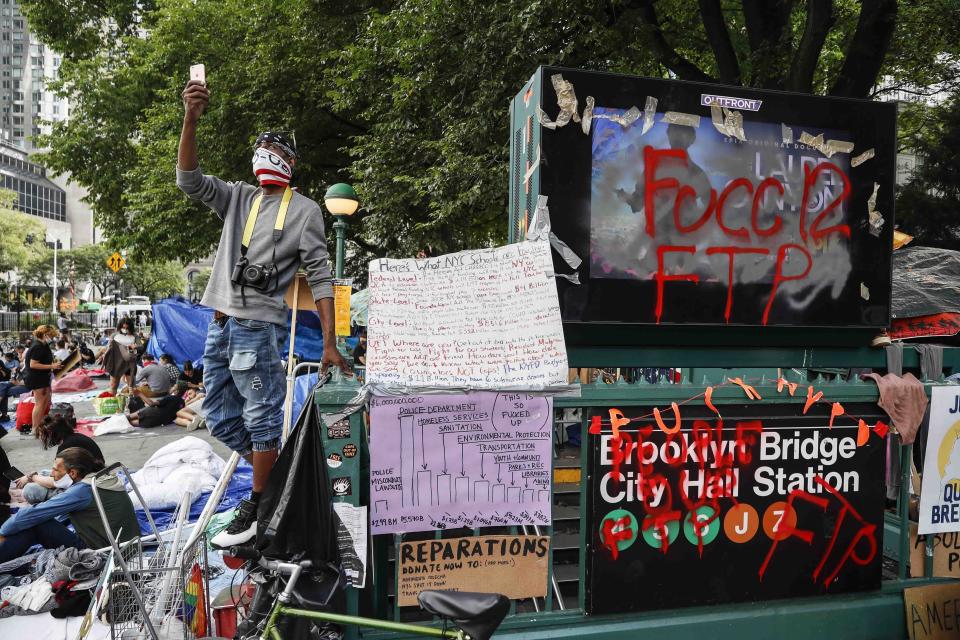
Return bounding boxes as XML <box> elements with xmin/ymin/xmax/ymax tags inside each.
<box><xmin>323</xmin><ymin>183</ymin><xmax>360</xmax><ymax>279</ymax></box>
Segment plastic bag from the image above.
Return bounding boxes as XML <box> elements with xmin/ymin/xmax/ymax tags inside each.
<box><xmin>94</xmin><ymin>414</ymin><xmax>134</xmax><ymax>436</ymax></box>
<box><xmin>256</xmin><ymin>394</ymin><xmax>339</xmax><ymax>567</ymax></box>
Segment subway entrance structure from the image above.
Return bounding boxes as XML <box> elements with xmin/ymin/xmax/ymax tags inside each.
<box><xmin>316</xmin><ymin>67</ymin><xmax>950</xmax><ymax>639</ymax></box>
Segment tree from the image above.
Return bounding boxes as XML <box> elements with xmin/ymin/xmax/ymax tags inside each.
<box><xmin>189</xmin><ymin>267</ymin><xmax>211</xmax><ymax>300</ymax></box>
<box><xmin>19</xmin><ymin>249</ymin><xmax>53</xmax><ymax>289</ymax></box>
<box><xmin>122</xmin><ymin>260</ymin><xmax>184</xmax><ymax>300</ymax></box>
<box><xmin>62</xmin><ymin>244</ymin><xmax>116</xmax><ymax>300</ymax></box>
<box><xmin>896</xmin><ymin>93</ymin><xmax>960</xmax><ymax>248</ymax></box>
<box><xmin>0</xmin><ymin>189</ymin><xmax>47</xmax><ymax>273</ymax></box>
<box><xmin>19</xmin><ymin>0</ymin><xmax>960</xmax><ymax>275</ymax></box>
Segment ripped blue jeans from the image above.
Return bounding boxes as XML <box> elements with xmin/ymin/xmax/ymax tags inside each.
<box><xmin>202</xmin><ymin>317</ymin><xmax>286</xmax><ymax>455</ymax></box>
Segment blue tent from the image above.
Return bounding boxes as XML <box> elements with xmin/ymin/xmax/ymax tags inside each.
<box><xmin>146</xmin><ymin>296</ymin><xmax>327</xmax><ymax>366</ymax></box>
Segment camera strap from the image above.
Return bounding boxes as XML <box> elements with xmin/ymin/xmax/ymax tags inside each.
<box><xmin>241</xmin><ymin>186</ymin><xmax>293</xmax><ymax>256</ymax></box>
<box><xmin>238</xmin><ymin>187</ymin><xmax>293</xmax><ymax>302</ymax></box>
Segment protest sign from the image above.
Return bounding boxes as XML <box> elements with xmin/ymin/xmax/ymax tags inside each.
<box><xmin>333</xmin><ymin>279</ymin><xmax>352</xmax><ymax>337</ymax></box>
<box><xmin>365</xmin><ymin>241</ymin><xmax>568</xmax><ymax>393</ymax></box>
<box><xmin>910</xmin><ymin>523</ymin><xmax>960</xmax><ymax>578</ymax></box>
<box><xmin>904</xmin><ymin>582</ymin><xmax>960</xmax><ymax>640</ymax></box>
<box><xmin>397</xmin><ymin>535</ymin><xmax>549</xmax><ymax>607</ymax></box>
<box><xmin>369</xmin><ymin>392</ymin><xmax>553</xmax><ymax>535</ymax></box>
<box><xmin>918</xmin><ymin>386</ymin><xmax>960</xmax><ymax>535</ymax></box>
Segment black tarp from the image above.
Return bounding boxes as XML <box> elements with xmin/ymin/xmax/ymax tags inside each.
<box><xmin>892</xmin><ymin>246</ymin><xmax>960</xmax><ymax>319</ymax></box>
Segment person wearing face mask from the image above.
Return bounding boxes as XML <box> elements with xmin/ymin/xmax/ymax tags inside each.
<box><xmin>0</xmin><ymin>448</ymin><xmax>140</xmax><ymax>562</ymax></box>
<box><xmin>97</xmin><ymin>317</ymin><xmax>138</xmax><ymax>396</ymax></box>
<box><xmin>177</xmin><ymin>78</ymin><xmax>351</xmax><ymax>548</ymax></box>
<box><xmin>15</xmin><ymin>415</ymin><xmax>104</xmax><ymax>504</ymax></box>
<box><xmin>24</xmin><ymin>325</ymin><xmax>63</xmax><ymax>433</ymax></box>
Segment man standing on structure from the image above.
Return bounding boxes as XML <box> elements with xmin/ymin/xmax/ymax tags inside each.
<box><xmin>176</xmin><ymin>78</ymin><xmax>351</xmax><ymax>548</ymax></box>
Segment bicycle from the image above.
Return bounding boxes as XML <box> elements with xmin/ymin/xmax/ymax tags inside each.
<box><xmin>229</xmin><ymin>546</ymin><xmax>509</xmax><ymax>640</ymax></box>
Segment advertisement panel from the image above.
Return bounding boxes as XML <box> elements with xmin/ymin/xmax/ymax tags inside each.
<box><xmin>510</xmin><ymin>67</ymin><xmax>896</xmax><ymax>329</ymax></box>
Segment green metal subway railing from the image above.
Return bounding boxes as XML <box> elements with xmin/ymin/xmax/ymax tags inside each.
<box><xmin>314</xmin><ymin>345</ymin><xmax>960</xmax><ymax>639</ymax></box>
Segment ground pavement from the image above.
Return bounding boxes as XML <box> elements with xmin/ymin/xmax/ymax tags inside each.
<box><xmin>2</xmin><ymin>376</ymin><xmax>232</xmax><ymax>475</ymax></box>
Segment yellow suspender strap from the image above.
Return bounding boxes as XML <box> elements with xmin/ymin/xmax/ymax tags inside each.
<box><xmin>241</xmin><ymin>187</ymin><xmax>293</xmax><ymax>250</ymax></box>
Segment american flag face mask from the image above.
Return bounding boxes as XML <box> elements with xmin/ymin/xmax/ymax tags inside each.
<box><xmin>251</xmin><ymin>147</ymin><xmax>292</xmax><ymax>187</ymax></box>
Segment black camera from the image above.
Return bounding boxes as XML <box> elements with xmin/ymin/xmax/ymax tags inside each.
<box><xmin>231</xmin><ymin>256</ymin><xmax>278</xmax><ymax>292</ymax></box>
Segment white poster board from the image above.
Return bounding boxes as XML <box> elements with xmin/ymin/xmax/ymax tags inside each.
<box><xmin>365</xmin><ymin>241</ymin><xmax>569</xmax><ymax>393</ymax></box>
<box><xmin>918</xmin><ymin>385</ymin><xmax>960</xmax><ymax>534</ymax></box>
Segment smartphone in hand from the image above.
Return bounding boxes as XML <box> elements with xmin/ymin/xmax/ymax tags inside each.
<box><xmin>190</xmin><ymin>63</ymin><xmax>206</xmax><ymax>86</ymax></box>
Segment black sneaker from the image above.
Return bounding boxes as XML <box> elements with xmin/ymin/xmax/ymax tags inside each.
<box><xmin>211</xmin><ymin>498</ymin><xmax>258</xmax><ymax>548</ymax></box>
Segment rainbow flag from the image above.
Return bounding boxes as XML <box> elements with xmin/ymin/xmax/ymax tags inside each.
<box><xmin>183</xmin><ymin>562</ymin><xmax>208</xmax><ymax>636</ymax></box>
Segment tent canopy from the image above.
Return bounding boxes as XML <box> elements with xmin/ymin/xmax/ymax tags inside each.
<box><xmin>146</xmin><ymin>296</ymin><xmax>328</xmax><ymax>366</ymax></box>
<box><xmin>892</xmin><ymin>246</ymin><xmax>960</xmax><ymax>319</ymax></box>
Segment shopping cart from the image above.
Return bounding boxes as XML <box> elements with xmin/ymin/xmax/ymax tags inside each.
<box><xmin>91</xmin><ymin>462</ymin><xmax>213</xmax><ymax>640</ymax></box>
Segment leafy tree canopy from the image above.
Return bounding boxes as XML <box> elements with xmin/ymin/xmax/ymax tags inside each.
<box><xmin>896</xmin><ymin>92</ymin><xmax>960</xmax><ymax>247</ymax></box>
<box><xmin>19</xmin><ymin>0</ymin><xmax>960</xmax><ymax>274</ymax></box>
<box><xmin>0</xmin><ymin>189</ymin><xmax>47</xmax><ymax>273</ymax></box>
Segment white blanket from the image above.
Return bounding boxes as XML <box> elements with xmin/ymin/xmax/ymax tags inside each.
<box><xmin>128</xmin><ymin>436</ymin><xmax>227</xmax><ymax>510</ymax></box>
<box><xmin>0</xmin><ymin>613</ymin><xmax>110</xmax><ymax>639</ymax></box>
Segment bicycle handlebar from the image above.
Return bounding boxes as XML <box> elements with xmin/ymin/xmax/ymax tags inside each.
<box><xmin>226</xmin><ymin>546</ymin><xmax>313</xmax><ymax>572</ymax></box>
<box><xmin>228</xmin><ymin>545</ymin><xmax>262</xmax><ymax>560</ymax></box>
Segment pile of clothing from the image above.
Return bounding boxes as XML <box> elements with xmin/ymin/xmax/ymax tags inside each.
<box><xmin>128</xmin><ymin>436</ymin><xmax>227</xmax><ymax>510</ymax></box>
<box><xmin>0</xmin><ymin>546</ymin><xmax>105</xmax><ymax>619</ymax></box>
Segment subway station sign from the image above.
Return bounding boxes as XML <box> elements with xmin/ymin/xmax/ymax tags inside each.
<box><xmin>585</xmin><ymin>401</ymin><xmax>886</xmax><ymax>614</ymax></box>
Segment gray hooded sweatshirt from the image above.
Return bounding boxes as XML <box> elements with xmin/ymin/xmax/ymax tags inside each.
<box><xmin>176</xmin><ymin>166</ymin><xmax>335</xmax><ymax>326</ymax></box>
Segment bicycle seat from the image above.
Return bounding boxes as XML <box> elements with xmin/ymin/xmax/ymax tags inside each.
<box><xmin>418</xmin><ymin>590</ymin><xmax>509</xmax><ymax>640</ymax></box>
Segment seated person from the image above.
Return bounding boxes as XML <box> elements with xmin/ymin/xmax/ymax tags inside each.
<box><xmin>53</xmin><ymin>339</ymin><xmax>71</xmax><ymax>362</ymax></box>
<box><xmin>158</xmin><ymin>354</ymin><xmax>181</xmax><ymax>388</ymax></box>
<box><xmin>0</xmin><ymin>448</ymin><xmax>141</xmax><ymax>562</ymax></box>
<box><xmin>178</xmin><ymin>360</ymin><xmax>203</xmax><ymax>389</ymax></box>
<box><xmin>1</xmin><ymin>352</ymin><xmax>19</xmax><ymax>374</ymax></box>
<box><xmin>134</xmin><ymin>353</ymin><xmax>171</xmax><ymax>397</ymax></box>
<box><xmin>174</xmin><ymin>388</ymin><xmax>206</xmax><ymax>431</ymax></box>
<box><xmin>16</xmin><ymin>415</ymin><xmax>104</xmax><ymax>504</ymax></box>
<box><xmin>352</xmin><ymin>332</ymin><xmax>367</xmax><ymax>366</ymax></box>
<box><xmin>127</xmin><ymin>391</ymin><xmax>184</xmax><ymax>428</ymax></box>
<box><xmin>78</xmin><ymin>341</ymin><xmax>98</xmax><ymax>365</ymax></box>
<box><xmin>0</xmin><ymin>359</ymin><xmax>27</xmax><ymax>425</ymax></box>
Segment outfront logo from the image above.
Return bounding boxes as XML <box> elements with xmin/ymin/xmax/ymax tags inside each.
<box><xmin>700</xmin><ymin>94</ymin><xmax>763</xmax><ymax>111</ymax></box>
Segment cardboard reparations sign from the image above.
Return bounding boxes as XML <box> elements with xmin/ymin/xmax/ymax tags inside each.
<box><xmin>397</xmin><ymin>535</ymin><xmax>549</xmax><ymax>607</ymax></box>
<box><xmin>904</xmin><ymin>582</ymin><xmax>960</xmax><ymax>640</ymax></box>
<box><xmin>918</xmin><ymin>386</ymin><xmax>960</xmax><ymax>535</ymax></box>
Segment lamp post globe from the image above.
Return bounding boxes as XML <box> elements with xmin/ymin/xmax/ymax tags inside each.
<box><xmin>324</xmin><ymin>183</ymin><xmax>360</xmax><ymax>279</ymax></box>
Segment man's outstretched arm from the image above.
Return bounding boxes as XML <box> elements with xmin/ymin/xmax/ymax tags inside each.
<box><xmin>176</xmin><ymin>79</ymin><xmax>236</xmax><ymax>216</ymax></box>
<box><xmin>178</xmin><ymin>80</ymin><xmax>207</xmax><ymax>171</ymax></box>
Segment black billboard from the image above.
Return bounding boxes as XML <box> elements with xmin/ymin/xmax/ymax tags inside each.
<box><xmin>585</xmin><ymin>401</ymin><xmax>886</xmax><ymax>614</ymax></box>
<box><xmin>509</xmin><ymin>67</ymin><xmax>896</xmax><ymax>329</ymax></box>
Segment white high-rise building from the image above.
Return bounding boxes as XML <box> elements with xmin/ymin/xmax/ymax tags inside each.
<box><xmin>0</xmin><ymin>0</ymin><xmax>95</xmax><ymax>249</ymax></box>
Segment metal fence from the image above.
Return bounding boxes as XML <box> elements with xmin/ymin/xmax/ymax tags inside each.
<box><xmin>0</xmin><ymin>311</ymin><xmax>102</xmax><ymax>333</ymax></box>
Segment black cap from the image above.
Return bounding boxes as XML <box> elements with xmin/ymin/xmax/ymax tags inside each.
<box><xmin>255</xmin><ymin>131</ymin><xmax>298</xmax><ymax>159</ymax></box>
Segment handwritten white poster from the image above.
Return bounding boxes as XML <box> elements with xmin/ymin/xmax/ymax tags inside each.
<box><xmin>366</xmin><ymin>241</ymin><xmax>569</xmax><ymax>393</ymax></box>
